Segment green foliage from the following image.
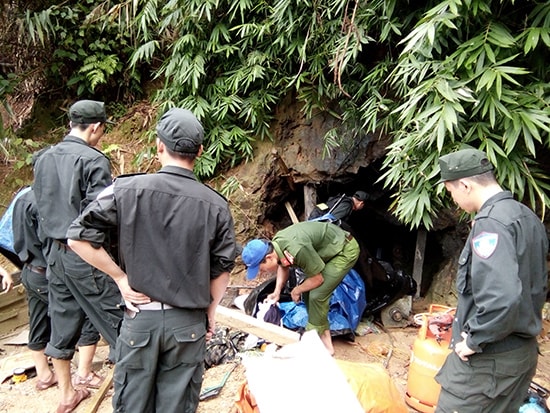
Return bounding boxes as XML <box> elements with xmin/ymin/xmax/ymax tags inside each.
<box><xmin>21</xmin><ymin>1</ymin><xmax>142</xmax><ymax>99</ymax></box>
<box><xmin>381</xmin><ymin>0</ymin><xmax>550</xmax><ymax>226</ymax></box>
<box><xmin>10</xmin><ymin>0</ymin><xmax>550</xmax><ymax>228</ymax></box>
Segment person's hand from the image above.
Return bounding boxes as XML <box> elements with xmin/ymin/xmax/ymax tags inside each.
<box><xmin>115</xmin><ymin>275</ymin><xmax>151</xmax><ymax>308</ymax></box>
<box><xmin>266</xmin><ymin>291</ymin><xmax>280</xmax><ymax>303</ymax></box>
<box><xmin>1</xmin><ymin>268</ymin><xmax>13</xmax><ymax>292</ymax></box>
<box><xmin>454</xmin><ymin>331</ymin><xmax>475</xmax><ymax>361</ymax></box>
<box><xmin>290</xmin><ymin>287</ymin><xmax>301</xmax><ymax>303</ymax></box>
<box><xmin>206</xmin><ymin>318</ymin><xmax>216</xmax><ymax>342</ymax></box>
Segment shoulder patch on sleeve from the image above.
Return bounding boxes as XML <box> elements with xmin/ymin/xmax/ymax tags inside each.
<box><xmin>472</xmin><ymin>232</ymin><xmax>498</xmax><ymax>259</ymax></box>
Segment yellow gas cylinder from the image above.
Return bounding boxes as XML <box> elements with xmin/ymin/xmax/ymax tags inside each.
<box><xmin>405</xmin><ymin>304</ymin><xmax>455</xmax><ymax>413</ymax></box>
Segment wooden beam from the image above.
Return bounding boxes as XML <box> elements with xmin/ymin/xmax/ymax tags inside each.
<box><xmin>84</xmin><ymin>368</ymin><xmax>114</xmax><ymax>413</ymax></box>
<box><xmin>284</xmin><ymin>202</ymin><xmax>299</xmax><ymax>224</ymax></box>
<box><xmin>271</xmin><ymin>149</ymin><xmax>296</xmax><ymax>191</ymax></box>
<box><xmin>412</xmin><ymin>228</ymin><xmax>427</xmax><ymax>298</ymax></box>
<box><xmin>303</xmin><ymin>185</ymin><xmax>317</xmax><ymax>220</ymax></box>
<box><xmin>215</xmin><ymin>305</ymin><xmax>300</xmax><ymax>346</ymax></box>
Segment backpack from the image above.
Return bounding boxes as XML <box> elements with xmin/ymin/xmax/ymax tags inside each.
<box><xmin>0</xmin><ymin>186</ymin><xmax>31</xmax><ymax>268</ymax></box>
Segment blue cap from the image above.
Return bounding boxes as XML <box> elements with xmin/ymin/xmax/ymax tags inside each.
<box><xmin>242</xmin><ymin>239</ymin><xmax>270</xmax><ymax>280</ymax></box>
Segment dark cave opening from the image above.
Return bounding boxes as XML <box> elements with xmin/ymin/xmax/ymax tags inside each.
<box><xmin>263</xmin><ymin>161</ymin><xmax>445</xmax><ymax>297</ymax></box>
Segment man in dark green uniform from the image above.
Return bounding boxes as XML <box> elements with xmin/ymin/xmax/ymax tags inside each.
<box><xmin>68</xmin><ymin>108</ymin><xmax>237</xmax><ymax>412</ymax></box>
<box><xmin>242</xmin><ymin>221</ymin><xmax>360</xmax><ymax>355</ymax></box>
<box><xmin>435</xmin><ymin>148</ymin><xmax>548</xmax><ymax>413</ymax></box>
<box><xmin>33</xmin><ymin>100</ymin><xmax>123</xmax><ymax>412</ymax></box>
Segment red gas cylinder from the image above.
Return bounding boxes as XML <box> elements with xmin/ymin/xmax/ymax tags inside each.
<box><xmin>405</xmin><ymin>304</ymin><xmax>455</xmax><ymax>413</ymax></box>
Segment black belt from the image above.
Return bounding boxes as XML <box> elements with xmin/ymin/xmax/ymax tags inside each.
<box><xmin>55</xmin><ymin>239</ymin><xmax>72</xmax><ymax>251</ymax></box>
<box><xmin>26</xmin><ymin>263</ymin><xmax>46</xmax><ymax>275</ymax></box>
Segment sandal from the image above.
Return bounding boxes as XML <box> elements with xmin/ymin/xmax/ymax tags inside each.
<box><xmin>56</xmin><ymin>388</ymin><xmax>90</xmax><ymax>413</ymax></box>
<box><xmin>36</xmin><ymin>372</ymin><xmax>58</xmax><ymax>390</ymax></box>
<box><xmin>71</xmin><ymin>371</ymin><xmax>105</xmax><ymax>389</ymax></box>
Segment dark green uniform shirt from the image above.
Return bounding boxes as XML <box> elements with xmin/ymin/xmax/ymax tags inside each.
<box><xmin>68</xmin><ymin>165</ymin><xmax>237</xmax><ymax>309</ymax></box>
<box><xmin>12</xmin><ymin>188</ymin><xmax>49</xmax><ymax>268</ymax></box>
<box><xmin>452</xmin><ymin>191</ymin><xmax>548</xmax><ymax>353</ymax></box>
<box><xmin>33</xmin><ymin>135</ymin><xmax>112</xmax><ymax>240</ymax></box>
<box><xmin>272</xmin><ymin>221</ymin><xmax>350</xmax><ymax>276</ymax></box>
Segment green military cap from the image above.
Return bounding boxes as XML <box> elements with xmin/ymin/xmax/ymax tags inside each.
<box><xmin>69</xmin><ymin>100</ymin><xmax>115</xmax><ymax>124</ymax></box>
<box><xmin>156</xmin><ymin>108</ymin><xmax>204</xmax><ymax>154</ymax></box>
<box><xmin>438</xmin><ymin>148</ymin><xmax>494</xmax><ymax>182</ymax></box>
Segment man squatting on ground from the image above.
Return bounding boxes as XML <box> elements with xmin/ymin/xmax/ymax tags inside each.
<box><xmin>13</xmin><ymin>187</ymin><xmax>109</xmax><ymax>392</ymax></box>
<box><xmin>434</xmin><ymin>148</ymin><xmax>548</xmax><ymax>413</ymax></box>
<box><xmin>241</xmin><ymin>221</ymin><xmax>359</xmax><ymax>355</ymax></box>
<box><xmin>32</xmin><ymin>100</ymin><xmax>124</xmax><ymax>413</ymax></box>
<box><xmin>68</xmin><ymin>108</ymin><xmax>237</xmax><ymax>412</ymax></box>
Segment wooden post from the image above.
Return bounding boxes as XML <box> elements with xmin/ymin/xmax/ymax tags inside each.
<box><xmin>412</xmin><ymin>228</ymin><xmax>427</xmax><ymax>298</ymax></box>
<box><xmin>285</xmin><ymin>202</ymin><xmax>299</xmax><ymax>224</ymax></box>
<box><xmin>303</xmin><ymin>185</ymin><xmax>317</xmax><ymax>220</ymax></box>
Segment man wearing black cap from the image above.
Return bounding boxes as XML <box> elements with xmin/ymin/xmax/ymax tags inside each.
<box><xmin>33</xmin><ymin>100</ymin><xmax>123</xmax><ymax>412</ymax></box>
<box><xmin>434</xmin><ymin>148</ymin><xmax>548</xmax><ymax>413</ymax></box>
<box><xmin>68</xmin><ymin>107</ymin><xmax>237</xmax><ymax>412</ymax></box>
<box><xmin>308</xmin><ymin>190</ymin><xmax>369</xmax><ymax>228</ymax></box>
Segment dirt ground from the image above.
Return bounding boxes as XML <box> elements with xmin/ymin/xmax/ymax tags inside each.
<box><xmin>1</xmin><ymin>295</ymin><xmax>549</xmax><ymax>413</ymax></box>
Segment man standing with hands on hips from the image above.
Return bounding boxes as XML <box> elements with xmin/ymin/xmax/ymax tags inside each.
<box><xmin>435</xmin><ymin>147</ymin><xmax>548</xmax><ymax>413</ymax></box>
<box><xmin>68</xmin><ymin>107</ymin><xmax>237</xmax><ymax>413</ymax></box>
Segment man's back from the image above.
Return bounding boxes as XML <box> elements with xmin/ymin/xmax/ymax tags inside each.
<box><xmin>113</xmin><ymin>166</ymin><xmax>235</xmax><ymax>308</ymax></box>
<box><xmin>33</xmin><ymin>136</ymin><xmax>111</xmax><ymax>240</ymax></box>
<box><xmin>308</xmin><ymin>194</ymin><xmax>353</xmax><ymax>221</ymax></box>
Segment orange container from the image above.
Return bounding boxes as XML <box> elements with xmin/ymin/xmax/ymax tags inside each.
<box><xmin>405</xmin><ymin>304</ymin><xmax>455</xmax><ymax>413</ymax></box>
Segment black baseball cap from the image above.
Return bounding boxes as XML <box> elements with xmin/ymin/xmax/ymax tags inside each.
<box><xmin>69</xmin><ymin>100</ymin><xmax>114</xmax><ymax>124</ymax></box>
<box><xmin>156</xmin><ymin>108</ymin><xmax>204</xmax><ymax>154</ymax></box>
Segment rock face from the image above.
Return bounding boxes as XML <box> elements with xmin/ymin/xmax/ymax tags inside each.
<box><xmin>225</xmin><ymin>100</ymin><xmax>550</xmax><ymax>307</ymax></box>
<box><xmin>226</xmin><ymin>101</ymin><xmax>461</xmax><ymax>305</ymax></box>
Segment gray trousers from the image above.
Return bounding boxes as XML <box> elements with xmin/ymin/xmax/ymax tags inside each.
<box><xmin>113</xmin><ymin>307</ymin><xmax>207</xmax><ymax>413</ymax></box>
<box><xmin>44</xmin><ymin>242</ymin><xmax>123</xmax><ymax>360</ymax></box>
<box><xmin>435</xmin><ymin>339</ymin><xmax>538</xmax><ymax>413</ymax></box>
<box><xmin>22</xmin><ymin>264</ymin><xmax>99</xmax><ymax>351</ymax></box>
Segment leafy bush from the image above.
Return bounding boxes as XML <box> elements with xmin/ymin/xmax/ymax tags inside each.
<box><xmin>12</xmin><ymin>0</ymin><xmax>550</xmax><ymax>228</ymax></box>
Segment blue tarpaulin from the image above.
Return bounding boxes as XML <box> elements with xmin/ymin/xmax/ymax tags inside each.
<box><xmin>279</xmin><ymin>268</ymin><xmax>367</xmax><ymax>335</ymax></box>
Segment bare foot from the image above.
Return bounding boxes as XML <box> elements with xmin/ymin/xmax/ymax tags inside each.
<box><xmin>320</xmin><ymin>330</ymin><xmax>335</xmax><ymax>356</ymax></box>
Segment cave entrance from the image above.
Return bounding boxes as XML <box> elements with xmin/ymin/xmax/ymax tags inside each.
<box><xmin>262</xmin><ymin>161</ymin><xmax>444</xmax><ymax>298</ymax></box>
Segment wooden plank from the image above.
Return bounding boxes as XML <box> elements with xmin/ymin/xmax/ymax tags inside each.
<box><xmin>284</xmin><ymin>202</ymin><xmax>299</xmax><ymax>224</ymax></box>
<box><xmin>412</xmin><ymin>228</ymin><xmax>427</xmax><ymax>298</ymax></box>
<box><xmin>0</xmin><ymin>349</ymin><xmax>35</xmax><ymax>383</ymax></box>
<box><xmin>84</xmin><ymin>367</ymin><xmax>114</xmax><ymax>413</ymax></box>
<box><xmin>0</xmin><ymin>283</ymin><xmax>29</xmax><ymax>334</ymax></box>
<box><xmin>0</xmin><ymin>309</ymin><xmax>19</xmax><ymax>323</ymax></box>
<box><xmin>215</xmin><ymin>305</ymin><xmax>300</xmax><ymax>346</ymax></box>
<box><xmin>0</xmin><ymin>284</ymin><xmax>27</xmax><ymax>307</ymax></box>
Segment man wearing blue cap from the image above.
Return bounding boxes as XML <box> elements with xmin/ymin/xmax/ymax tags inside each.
<box><xmin>68</xmin><ymin>107</ymin><xmax>236</xmax><ymax>412</ymax></box>
<box><xmin>435</xmin><ymin>148</ymin><xmax>548</xmax><ymax>413</ymax></box>
<box><xmin>242</xmin><ymin>221</ymin><xmax>359</xmax><ymax>355</ymax></box>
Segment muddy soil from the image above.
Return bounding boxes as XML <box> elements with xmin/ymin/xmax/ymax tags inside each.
<box><xmin>1</xmin><ymin>297</ymin><xmax>549</xmax><ymax>413</ymax></box>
